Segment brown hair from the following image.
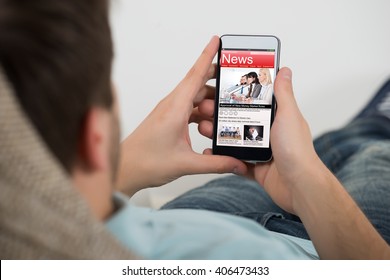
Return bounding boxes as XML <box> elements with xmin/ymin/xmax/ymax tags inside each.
<box><xmin>246</xmin><ymin>71</ymin><xmax>259</xmax><ymax>97</ymax></box>
<box><xmin>0</xmin><ymin>0</ymin><xmax>114</xmax><ymax>172</ymax></box>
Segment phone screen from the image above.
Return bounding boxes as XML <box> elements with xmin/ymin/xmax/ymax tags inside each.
<box><xmin>216</xmin><ymin>48</ymin><xmax>276</xmax><ymax>151</ymax></box>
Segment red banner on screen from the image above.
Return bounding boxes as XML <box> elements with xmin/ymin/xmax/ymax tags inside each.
<box><xmin>220</xmin><ymin>50</ymin><xmax>275</xmax><ymax>68</ymax></box>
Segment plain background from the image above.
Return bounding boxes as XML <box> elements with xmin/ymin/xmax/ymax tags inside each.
<box><xmin>110</xmin><ymin>0</ymin><xmax>390</xmax><ymax>207</ymax></box>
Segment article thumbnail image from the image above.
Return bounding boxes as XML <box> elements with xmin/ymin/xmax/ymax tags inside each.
<box><xmin>218</xmin><ymin>125</ymin><xmax>242</xmax><ymax>140</ymax></box>
<box><xmin>244</xmin><ymin>125</ymin><xmax>264</xmax><ymax>142</ymax></box>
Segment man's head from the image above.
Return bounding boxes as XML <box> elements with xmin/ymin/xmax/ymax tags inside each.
<box><xmin>0</xmin><ymin>0</ymin><xmax>119</xmax><ymax>219</ymax></box>
<box><xmin>240</xmin><ymin>75</ymin><xmax>247</xmax><ymax>85</ymax></box>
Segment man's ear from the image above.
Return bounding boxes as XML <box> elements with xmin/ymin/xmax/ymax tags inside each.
<box><xmin>78</xmin><ymin>107</ymin><xmax>110</xmax><ymax>172</ymax></box>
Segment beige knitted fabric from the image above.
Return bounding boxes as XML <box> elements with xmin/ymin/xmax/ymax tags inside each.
<box><xmin>0</xmin><ymin>68</ymin><xmax>136</xmax><ymax>259</ymax></box>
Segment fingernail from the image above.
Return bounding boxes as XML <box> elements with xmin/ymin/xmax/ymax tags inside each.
<box><xmin>233</xmin><ymin>167</ymin><xmax>243</xmax><ymax>176</ymax></box>
<box><xmin>283</xmin><ymin>68</ymin><xmax>292</xmax><ymax>80</ymax></box>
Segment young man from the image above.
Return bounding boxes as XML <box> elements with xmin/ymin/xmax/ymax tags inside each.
<box><xmin>0</xmin><ymin>0</ymin><xmax>389</xmax><ymax>259</ymax></box>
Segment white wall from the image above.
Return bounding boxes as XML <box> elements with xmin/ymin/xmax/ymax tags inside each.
<box><xmin>110</xmin><ymin>0</ymin><xmax>390</xmax><ymax>207</ymax></box>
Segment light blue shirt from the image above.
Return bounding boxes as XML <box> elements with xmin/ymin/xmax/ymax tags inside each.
<box><xmin>106</xmin><ymin>193</ymin><xmax>318</xmax><ymax>259</ymax></box>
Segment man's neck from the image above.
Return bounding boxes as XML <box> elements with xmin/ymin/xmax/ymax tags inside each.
<box><xmin>72</xmin><ymin>169</ymin><xmax>115</xmax><ymax>221</ymax></box>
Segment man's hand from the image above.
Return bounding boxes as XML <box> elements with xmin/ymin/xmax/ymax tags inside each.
<box><xmin>250</xmin><ymin>68</ymin><xmax>322</xmax><ymax>214</ymax></box>
<box><xmin>201</xmin><ymin>67</ymin><xmax>322</xmax><ymax>214</ymax></box>
<box><xmin>200</xmin><ymin>67</ymin><xmax>390</xmax><ymax>258</ymax></box>
<box><xmin>117</xmin><ymin>36</ymin><xmax>247</xmax><ymax>196</ymax></box>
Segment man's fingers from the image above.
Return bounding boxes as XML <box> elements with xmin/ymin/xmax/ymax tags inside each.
<box><xmin>198</xmin><ymin>120</ymin><xmax>213</xmax><ymax>139</ymax></box>
<box><xmin>186</xmin><ymin>36</ymin><xmax>219</xmax><ymax>84</ymax></box>
<box><xmin>207</xmin><ymin>63</ymin><xmax>217</xmax><ymax>80</ymax></box>
<box><xmin>176</xmin><ymin>36</ymin><xmax>219</xmax><ymax>102</ymax></box>
<box><xmin>193</xmin><ymin>85</ymin><xmax>216</xmax><ymax>106</ymax></box>
<box><xmin>189</xmin><ymin>108</ymin><xmax>213</xmax><ymax>124</ymax></box>
<box><xmin>198</xmin><ymin>99</ymin><xmax>215</xmax><ymax>117</ymax></box>
<box><xmin>183</xmin><ymin>154</ymin><xmax>247</xmax><ymax>176</ymax></box>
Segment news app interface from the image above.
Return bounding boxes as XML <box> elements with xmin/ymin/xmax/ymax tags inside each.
<box><xmin>217</xmin><ymin>48</ymin><xmax>275</xmax><ymax>148</ymax></box>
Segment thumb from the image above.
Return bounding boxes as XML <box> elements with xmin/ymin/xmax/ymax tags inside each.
<box><xmin>274</xmin><ymin>67</ymin><xmax>300</xmax><ymax>115</ymax></box>
<box><xmin>185</xmin><ymin>153</ymin><xmax>248</xmax><ymax>176</ymax></box>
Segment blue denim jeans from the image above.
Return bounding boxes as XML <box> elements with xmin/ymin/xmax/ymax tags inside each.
<box><xmin>161</xmin><ymin>115</ymin><xmax>390</xmax><ymax>244</ymax></box>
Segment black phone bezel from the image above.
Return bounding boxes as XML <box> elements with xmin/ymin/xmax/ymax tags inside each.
<box><xmin>212</xmin><ymin>35</ymin><xmax>279</xmax><ymax>162</ymax></box>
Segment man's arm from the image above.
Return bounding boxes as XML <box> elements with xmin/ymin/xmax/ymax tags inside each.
<box><xmin>252</xmin><ymin>68</ymin><xmax>390</xmax><ymax>259</ymax></box>
<box><xmin>197</xmin><ymin>67</ymin><xmax>389</xmax><ymax>258</ymax></box>
<box><xmin>292</xmin><ymin>159</ymin><xmax>390</xmax><ymax>259</ymax></box>
<box><xmin>115</xmin><ymin>36</ymin><xmax>247</xmax><ymax>196</ymax></box>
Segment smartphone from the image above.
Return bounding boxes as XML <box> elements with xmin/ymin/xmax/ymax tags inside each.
<box><xmin>212</xmin><ymin>34</ymin><xmax>280</xmax><ymax>162</ymax></box>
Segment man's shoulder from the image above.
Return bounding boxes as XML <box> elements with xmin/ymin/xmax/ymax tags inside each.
<box><xmin>105</xmin><ymin>193</ymin><xmax>318</xmax><ymax>259</ymax></box>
